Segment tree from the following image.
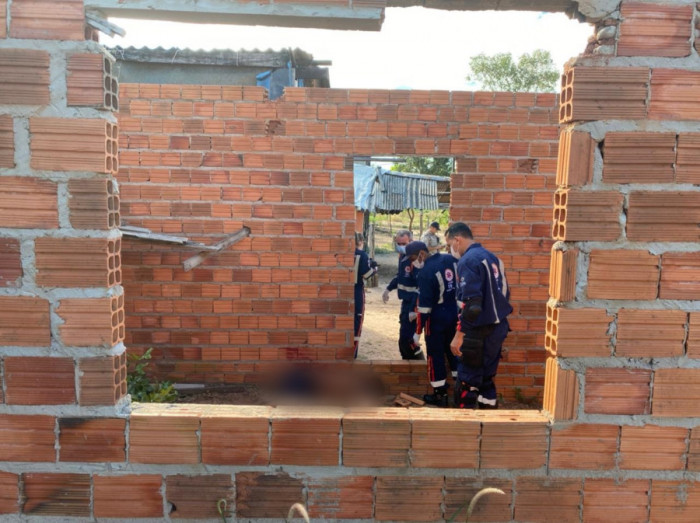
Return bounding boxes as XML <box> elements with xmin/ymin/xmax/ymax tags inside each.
<box><xmin>390</xmin><ymin>157</ymin><xmax>453</xmax><ymax>177</ymax></box>
<box><xmin>467</xmin><ymin>49</ymin><xmax>560</xmax><ymax>92</ymax></box>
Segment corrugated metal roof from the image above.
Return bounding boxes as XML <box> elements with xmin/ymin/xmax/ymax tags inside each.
<box><xmin>107</xmin><ymin>46</ymin><xmax>320</xmax><ymax>67</ymax></box>
<box><xmin>354</xmin><ymin>164</ymin><xmax>451</xmax><ymax>213</ymax></box>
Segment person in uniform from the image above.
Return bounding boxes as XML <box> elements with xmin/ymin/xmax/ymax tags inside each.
<box><xmin>353</xmin><ymin>232</ymin><xmax>377</xmax><ymax>358</ymax></box>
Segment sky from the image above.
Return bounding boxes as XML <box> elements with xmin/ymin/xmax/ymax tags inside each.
<box><xmin>102</xmin><ymin>7</ymin><xmax>593</xmax><ymax>91</ymax></box>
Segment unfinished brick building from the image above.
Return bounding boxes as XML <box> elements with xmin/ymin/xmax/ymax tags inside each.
<box><xmin>0</xmin><ymin>0</ymin><xmax>700</xmax><ymax>520</ymax></box>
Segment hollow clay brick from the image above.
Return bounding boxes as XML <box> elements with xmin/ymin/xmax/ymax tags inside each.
<box><xmin>687</xmin><ymin>313</ymin><xmax>700</xmax><ymax>358</ymax></box>
<box><xmin>652</xmin><ymin>368</ymin><xmax>700</xmax><ymax>417</ymax></box>
<box><xmin>0</xmin><ymin>48</ymin><xmax>50</xmax><ymax>105</ymax></box>
<box><xmin>342</xmin><ymin>409</ymin><xmax>410</xmax><ymax>467</ymax></box>
<box><xmin>129</xmin><ymin>414</ymin><xmax>199</xmax><ymax>464</ymax></box>
<box><xmin>628</xmin><ymin>192</ymin><xmax>700</xmax><ymax>242</ymax></box>
<box><xmin>515</xmin><ymin>477</ymin><xmax>582</xmax><ymax>522</ymax></box>
<box><xmin>57</xmin><ymin>295</ymin><xmax>125</xmax><ymax>347</ymax></box>
<box><xmin>0</xmin><ymin>177</ymin><xmax>58</xmax><ymax>229</ymax></box>
<box><xmin>660</xmin><ymin>252</ymin><xmax>700</xmax><ymax>299</ymax></box>
<box><xmin>584</xmin><ymin>479</ymin><xmax>650</xmax><ymax>523</ymax></box>
<box><xmin>616</xmin><ymin>309</ymin><xmax>687</xmax><ymax>357</ymax></box>
<box><xmin>375</xmin><ymin>476</ymin><xmax>443</xmax><ymax>521</ymax></box>
<box><xmin>688</xmin><ymin>427</ymin><xmax>700</xmax><ymax>471</ymax></box>
<box><xmin>481</xmin><ymin>420</ymin><xmax>548</xmax><ymax>469</ymax></box>
<box><xmin>650</xmin><ymin>69</ymin><xmax>700</xmax><ymax>121</ymax></box>
<box><xmin>546</xmin><ymin>305</ymin><xmax>611</xmax><ymax>357</ymax></box>
<box><xmin>559</xmin><ymin>67</ymin><xmax>649</xmax><ymax>123</ymax></box>
<box><xmin>30</xmin><ymin>118</ymin><xmax>118</xmax><ymax>174</ymax></box>
<box><xmin>556</xmin><ymin>129</ymin><xmax>595</xmax><ymax>186</ymax></box>
<box><xmin>602</xmin><ymin>132</ymin><xmax>676</xmax><ymax>184</ymax></box>
<box><xmin>676</xmin><ymin>133</ymin><xmax>700</xmax><ymax>184</ymax></box>
<box><xmin>10</xmin><ymin>0</ymin><xmax>84</xmax><ymax>40</ymax></box>
<box><xmin>4</xmin><ymin>357</ymin><xmax>75</xmax><ymax>405</ymax></box>
<box><xmin>587</xmin><ymin>250</ymin><xmax>659</xmax><ymax>300</ymax></box>
<box><xmin>548</xmin><ymin>248</ymin><xmax>577</xmax><ymax>303</ymax></box>
<box><xmin>235</xmin><ymin>472</ymin><xmax>303</xmax><ymax>519</ymax></box>
<box><xmin>271</xmin><ymin>415</ymin><xmax>340</xmax><ymax>466</ymax></box>
<box><xmin>620</xmin><ymin>425</ymin><xmax>688</xmax><ymax>471</ymax></box>
<box><xmin>0</xmin><ymin>471</ymin><xmax>18</xmax><ymax>514</ymax></box>
<box><xmin>166</xmin><ymin>474</ymin><xmax>233</xmax><ymax>520</ymax></box>
<box><xmin>201</xmin><ymin>410</ymin><xmax>271</xmax><ymax>465</ymax></box>
<box><xmin>410</xmin><ymin>412</ymin><xmax>480</xmax><ymax>468</ymax></box>
<box><xmin>68</xmin><ymin>178</ymin><xmax>119</xmax><ymax>229</ymax></box>
<box><xmin>0</xmin><ymin>115</ymin><xmax>13</xmax><ymax>168</ymax></box>
<box><xmin>78</xmin><ymin>353</ymin><xmax>127</xmax><ymax>406</ymax></box>
<box><xmin>58</xmin><ymin>418</ymin><xmax>126</xmax><ymax>463</ymax></box>
<box><xmin>549</xmin><ymin>423</ymin><xmax>618</xmax><ymax>470</ymax></box>
<box><xmin>650</xmin><ymin>480</ymin><xmax>700</xmax><ymax>521</ymax></box>
<box><xmin>0</xmin><ymin>296</ymin><xmax>49</xmax><ymax>347</ymax></box>
<box><xmin>585</xmin><ymin>368</ymin><xmax>651</xmax><ymax>415</ymax></box>
<box><xmin>0</xmin><ymin>414</ymin><xmax>55</xmax><ymax>462</ymax></box>
<box><xmin>618</xmin><ymin>3</ymin><xmax>693</xmax><ymax>57</ymax></box>
<box><xmin>0</xmin><ymin>238</ymin><xmax>21</xmax><ymax>287</ymax></box>
<box><xmin>552</xmin><ymin>189</ymin><xmax>622</xmax><ymax>241</ymax></box>
<box><xmin>67</xmin><ymin>52</ymin><xmax>118</xmax><ymax>110</ymax></box>
<box><xmin>543</xmin><ymin>356</ymin><xmax>579</xmax><ymax>420</ymax></box>
<box><xmin>34</xmin><ymin>237</ymin><xmax>121</xmax><ymax>288</ymax></box>
<box><xmin>0</xmin><ymin>1</ymin><xmax>5</xmax><ymax>39</ymax></box>
<box><xmin>21</xmin><ymin>473</ymin><xmax>90</xmax><ymax>517</ymax></box>
<box><xmin>94</xmin><ymin>475</ymin><xmax>162</xmax><ymax>518</ymax></box>
<box><xmin>444</xmin><ymin>477</ymin><xmax>512</xmax><ymax>522</ymax></box>
<box><xmin>307</xmin><ymin>476</ymin><xmax>374</xmax><ymax>520</ymax></box>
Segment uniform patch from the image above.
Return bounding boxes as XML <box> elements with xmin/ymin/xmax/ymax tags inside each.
<box><xmin>445</xmin><ymin>268</ymin><xmax>454</xmax><ymax>282</ymax></box>
<box><xmin>491</xmin><ymin>263</ymin><xmax>500</xmax><ymax>279</ymax></box>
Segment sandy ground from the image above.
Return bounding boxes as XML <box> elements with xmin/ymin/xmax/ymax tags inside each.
<box><xmin>356</xmin><ymin>252</ymin><xmax>406</xmax><ymax>361</ymax></box>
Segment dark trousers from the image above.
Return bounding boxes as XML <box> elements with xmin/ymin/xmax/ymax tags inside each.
<box><xmin>353</xmin><ymin>285</ymin><xmax>365</xmax><ymax>359</ymax></box>
<box><xmin>398</xmin><ymin>300</ymin><xmax>418</xmax><ymax>359</ymax></box>
<box><xmin>426</xmin><ymin>320</ymin><xmax>458</xmax><ymax>388</ymax></box>
<box><xmin>457</xmin><ymin>319</ymin><xmax>509</xmax><ymax>399</ymax></box>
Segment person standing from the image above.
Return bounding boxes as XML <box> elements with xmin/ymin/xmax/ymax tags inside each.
<box><xmin>420</xmin><ymin>221</ymin><xmax>443</xmax><ymax>254</ymax></box>
<box><xmin>406</xmin><ymin>241</ymin><xmax>459</xmax><ymax>407</ymax></box>
<box><xmin>353</xmin><ymin>232</ymin><xmax>377</xmax><ymax>358</ymax></box>
<box><xmin>382</xmin><ymin>230</ymin><xmax>424</xmax><ymax>360</ymax></box>
<box><xmin>446</xmin><ymin>222</ymin><xmax>512</xmax><ymax>409</ymax></box>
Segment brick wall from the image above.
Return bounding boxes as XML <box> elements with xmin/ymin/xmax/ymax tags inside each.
<box><xmin>117</xmin><ymin>84</ymin><xmax>559</xmax><ymax>400</ymax></box>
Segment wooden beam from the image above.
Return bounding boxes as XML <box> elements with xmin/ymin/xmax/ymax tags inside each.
<box><xmin>183</xmin><ymin>227</ymin><xmax>251</xmax><ymax>272</ymax></box>
<box><xmin>85</xmin><ymin>0</ymin><xmax>385</xmax><ymax>31</ymax></box>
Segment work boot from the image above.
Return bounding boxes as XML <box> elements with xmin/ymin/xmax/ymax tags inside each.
<box><xmin>455</xmin><ymin>382</ymin><xmax>478</xmax><ymax>409</ymax></box>
<box><xmin>423</xmin><ymin>385</ymin><xmax>448</xmax><ymax>407</ymax></box>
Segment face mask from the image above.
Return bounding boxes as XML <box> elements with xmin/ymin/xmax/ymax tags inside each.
<box><xmin>450</xmin><ymin>246</ymin><xmax>460</xmax><ymax>259</ymax></box>
<box><xmin>395</xmin><ymin>244</ymin><xmax>406</xmax><ymax>255</ymax></box>
<box><xmin>412</xmin><ymin>260</ymin><xmax>424</xmax><ymax>270</ymax></box>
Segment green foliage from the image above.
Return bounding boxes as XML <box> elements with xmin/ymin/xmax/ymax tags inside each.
<box><xmin>127</xmin><ymin>348</ymin><xmax>178</xmax><ymax>403</ymax></box>
<box><xmin>467</xmin><ymin>49</ymin><xmax>560</xmax><ymax>92</ymax></box>
<box><xmin>513</xmin><ymin>387</ymin><xmax>538</xmax><ymax>406</ymax></box>
<box><xmin>390</xmin><ymin>156</ymin><xmax>453</xmax><ymax>177</ymax></box>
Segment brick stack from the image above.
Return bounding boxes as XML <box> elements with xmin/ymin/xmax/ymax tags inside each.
<box><xmin>117</xmin><ymin>84</ymin><xmax>559</xmax><ymax>399</ymax></box>
<box><xmin>0</xmin><ymin>0</ymin><xmax>126</xmax><ymax>417</ymax></box>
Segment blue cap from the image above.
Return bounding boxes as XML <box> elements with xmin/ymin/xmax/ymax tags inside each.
<box><xmin>405</xmin><ymin>241</ymin><xmax>429</xmax><ymax>256</ymax></box>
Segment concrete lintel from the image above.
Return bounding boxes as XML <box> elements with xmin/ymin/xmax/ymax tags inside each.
<box><xmin>387</xmin><ymin>0</ymin><xmax>576</xmax><ymax>14</ymax></box>
<box><xmin>84</xmin><ymin>0</ymin><xmax>385</xmax><ymax>31</ymax></box>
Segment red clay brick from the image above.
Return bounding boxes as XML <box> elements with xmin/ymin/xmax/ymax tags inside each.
<box><xmin>556</xmin><ymin>129</ymin><xmax>594</xmax><ymax>186</ymax></box>
<box><xmin>444</xmin><ymin>477</ymin><xmax>511</xmax><ymax>522</ymax></box>
<box><xmin>0</xmin><ymin>176</ymin><xmax>58</xmax><ymax>228</ymax></box>
<box><xmin>236</xmin><ymin>472</ymin><xmax>303</xmax><ymax>519</ymax></box>
<box><xmin>410</xmin><ymin>410</ymin><xmax>480</xmax><ymax>468</ymax></box>
<box><xmin>78</xmin><ymin>353</ymin><xmax>127</xmax><ymax>406</ymax></box>
<box><xmin>676</xmin><ymin>133</ymin><xmax>700</xmax><ymax>184</ymax></box>
<box><xmin>10</xmin><ymin>0</ymin><xmax>84</xmax><ymax>40</ymax></box>
<box><xmin>628</xmin><ymin>192</ymin><xmax>700</xmax><ymax>242</ymax></box>
<box><xmin>94</xmin><ymin>475</ymin><xmax>163</xmax><ymax>518</ymax></box>
<box><xmin>4</xmin><ymin>357</ymin><xmax>75</xmax><ymax>405</ymax></box>
<box><xmin>0</xmin><ymin>296</ymin><xmax>49</xmax><ymax>346</ymax></box>
<box><xmin>587</xmin><ymin>250</ymin><xmax>659</xmax><ymax>300</ymax></box>
<box><xmin>342</xmin><ymin>409</ymin><xmax>410</xmax><ymax>467</ymax></box>
<box><xmin>0</xmin><ymin>48</ymin><xmax>50</xmax><ymax>105</ymax></box>
<box><xmin>552</xmin><ymin>189</ymin><xmax>622</xmax><ymax>241</ymax></box>
<box><xmin>620</xmin><ymin>425</ymin><xmax>687</xmax><ymax>470</ymax></box>
<box><xmin>130</xmin><ymin>413</ymin><xmax>199</xmax><ymax>464</ymax></box>
<box><xmin>549</xmin><ymin>423</ymin><xmax>618</xmax><ymax>470</ymax></box>
<box><xmin>602</xmin><ymin>132</ymin><xmax>676</xmax><ymax>183</ymax></box>
<box><xmin>515</xmin><ymin>477</ymin><xmax>582</xmax><ymax>522</ymax></box>
<box><xmin>660</xmin><ymin>252</ymin><xmax>700</xmax><ymax>299</ymax></box>
<box><xmin>0</xmin><ymin>114</ymin><xmax>12</xmax><ymax>167</ymax></box>
<box><xmin>584</xmin><ymin>479</ymin><xmax>650</xmax><ymax>523</ymax></box>
<box><xmin>652</xmin><ymin>368</ymin><xmax>700</xmax><ymax>417</ymax></box>
<box><xmin>688</xmin><ymin>313</ymin><xmax>700</xmax><ymax>358</ymax></box>
<box><xmin>687</xmin><ymin>427</ymin><xmax>700</xmax><ymax>471</ymax></box>
<box><xmin>22</xmin><ymin>473</ymin><xmax>90</xmax><ymax>517</ymax></box>
<box><xmin>545</xmin><ymin>306</ymin><xmax>611</xmax><ymax>357</ymax></box>
<box><xmin>548</xmin><ymin>248</ymin><xmax>577</xmax><ymax>303</ymax></box>
<box><xmin>375</xmin><ymin>476</ymin><xmax>443</xmax><ymax>521</ymax></box>
<box><xmin>35</xmin><ymin>237</ymin><xmax>121</xmax><ymax>288</ymax></box>
<box><xmin>0</xmin><ymin>1</ymin><xmax>5</xmax><ymax>39</ymax></box>
<box><xmin>307</xmin><ymin>476</ymin><xmax>374</xmax><ymax>520</ymax></box>
<box><xmin>481</xmin><ymin>421</ymin><xmax>548</xmax><ymax>469</ymax></box>
<box><xmin>271</xmin><ymin>411</ymin><xmax>340</xmax><ymax>466</ymax></box>
<box><xmin>618</xmin><ymin>3</ymin><xmax>693</xmax><ymax>57</ymax></box>
<box><xmin>68</xmin><ymin>178</ymin><xmax>120</xmax><ymax>229</ymax></box>
<box><xmin>585</xmin><ymin>368</ymin><xmax>651</xmax><ymax>415</ymax></box>
<box><xmin>543</xmin><ymin>356</ymin><xmax>580</xmax><ymax>421</ymax></box>
<box><xmin>57</xmin><ymin>295</ymin><xmax>125</xmax><ymax>347</ymax></box>
<box><xmin>58</xmin><ymin>418</ymin><xmax>125</xmax><ymax>463</ymax></box>
<box><xmin>0</xmin><ymin>471</ymin><xmax>18</xmax><ymax>514</ymax></box>
<box><xmin>616</xmin><ymin>309</ymin><xmax>686</xmax><ymax>357</ymax></box>
<box><xmin>0</xmin><ymin>238</ymin><xmax>21</xmax><ymax>287</ymax></box>
<box><xmin>0</xmin><ymin>414</ymin><xmax>55</xmax><ymax>462</ymax></box>
<box><xmin>650</xmin><ymin>69</ymin><xmax>700</xmax><ymax>121</ymax></box>
<box><xmin>166</xmin><ymin>474</ymin><xmax>233</xmax><ymax>519</ymax></box>
<box><xmin>650</xmin><ymin>480</ymin><xmax>700</xmax><ymax>522</ymax></box>
<box><xmin>201</xmin><ymin>410</ymin><xmax>270</xmax><ymax>465</ymax></box>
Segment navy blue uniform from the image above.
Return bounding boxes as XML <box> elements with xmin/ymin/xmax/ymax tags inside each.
<box><xmin>387</xmin><ymin>256</ymin><xmax>421</xmax><ymax>359</ymax></box>
<box><xmin>416</xmin><ymin>253</ymin><xmax>459</xmax><ymax>387</ymax></box>
<box><xmin>455</xmin><ymin>243</ymin><xmax>512</xmax><ymax>406</ymax></box>
<box><xmin>353</xmin><ymin>248</ymin><xmax>375</xmax><ymax>358</ymax></box>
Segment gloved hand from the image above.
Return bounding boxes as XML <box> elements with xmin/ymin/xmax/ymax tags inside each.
<box><xmin>408</xmin><ymin>311</ymin><xmax>417</xmax><ymax>322</ymax></box>
<box><xmin>382</xmin><ymin>289</ymin><xmax>390</xmax><ymax>303</ymax></box>
<box><xmin>413</xmin><ymin>333</ymin><xmax>421</xmax><ymax>346</ymax></box>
